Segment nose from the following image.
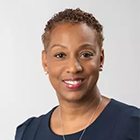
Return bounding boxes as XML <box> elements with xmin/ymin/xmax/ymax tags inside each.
<box><xmin>66</xmin><ymin>58</ymin><xmax>83</xmax><ymax>74</ymax></box>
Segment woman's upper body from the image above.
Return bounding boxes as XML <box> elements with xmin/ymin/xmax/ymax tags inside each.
<box><xmin>15</xmin><ymin>98</ymin><xmax>140</xmax><ymax>140</ymax></box>
<box><xmin>15</xmin><ymin>8</ymin><xmax>140</xmax><ymax>140</ymax></box>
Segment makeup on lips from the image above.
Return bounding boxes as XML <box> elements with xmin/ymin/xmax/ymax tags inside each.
<box><xmin>62</xmin><ymin>78</ymin><xmax>85</xmax><ymax>90</ymax></box>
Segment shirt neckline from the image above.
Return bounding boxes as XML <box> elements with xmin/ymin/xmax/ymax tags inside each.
<box><xmin>47</xmin><ymin>98</ymin><xmax>114</xmax><ymax>137</ymax></box>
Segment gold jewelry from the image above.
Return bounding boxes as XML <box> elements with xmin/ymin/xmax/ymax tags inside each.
<box><xmin>59</xmin><ymin>96</ymin><xmax>102</xmax><ymax>140</ymax></box>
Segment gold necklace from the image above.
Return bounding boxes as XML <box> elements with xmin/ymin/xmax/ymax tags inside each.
<box><xmin>59</xmin><ymin>97</ymin><xmax>102</xmax><ymax>140</ymax></box>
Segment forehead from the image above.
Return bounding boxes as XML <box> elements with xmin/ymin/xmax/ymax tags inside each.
<box><xmin>49</xmin><ymin>23</ymin><xmax>97</xmax><ymax>46</ymax></box>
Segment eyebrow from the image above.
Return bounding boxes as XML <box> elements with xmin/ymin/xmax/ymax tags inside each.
<box><xmin>50</xmin><ymin>43</ymin><xmax>95</xmax><ymax>49</ymax></box>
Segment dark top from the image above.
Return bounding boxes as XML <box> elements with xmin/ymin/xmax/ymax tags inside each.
<box><xmin>16</xmin><ymin>99</ymin><xmax>140</xmax><ymax>140</ymax></box>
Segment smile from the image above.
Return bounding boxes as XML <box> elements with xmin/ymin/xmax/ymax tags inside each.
<box><xmin>64</xmin><ymin>80</ymin><xmax>82</xmax><ymax>85</ymax></box>
<box><xmin>63</xmin><ymin>78</ymin><xmax>85</xmax><ymax>90</ymax></box>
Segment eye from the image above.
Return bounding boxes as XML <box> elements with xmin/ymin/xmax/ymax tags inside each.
<box><xmin>54</xmin><ymin>53</ymin><xmax>66</xmax><ymax>58</ymax></box>
<box><xmin>80</xmin><ymin>52</ymin><xmax>93</xmax><ymax>58</ymax></box>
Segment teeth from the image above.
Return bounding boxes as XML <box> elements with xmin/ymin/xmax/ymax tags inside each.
<box><xmin>64</xmin><ymin>80</ymin><xmax>82</xmax><ymax>85</ymax></box>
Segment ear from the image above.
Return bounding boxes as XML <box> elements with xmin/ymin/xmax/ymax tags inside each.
<box><xmin>100</xmin><ymin>48</ymin><xmax>104</xmax><ymax>68</ymax></box>
<box><xmin>42</xmin><ymin>50</ymin><xmax>48</xmax><ymax>73</ymax></box>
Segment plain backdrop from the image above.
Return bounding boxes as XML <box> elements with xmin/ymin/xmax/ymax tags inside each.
<box><xmin>0</xmin><ymin>0</ymin><xmax>139</xmax><ymax>140</ymax></box>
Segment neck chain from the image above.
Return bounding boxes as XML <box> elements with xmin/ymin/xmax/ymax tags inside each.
<box><xmin>59</xmin><ymin>96</ymin><xmax>102</xmax><ymax>140</ymax></box>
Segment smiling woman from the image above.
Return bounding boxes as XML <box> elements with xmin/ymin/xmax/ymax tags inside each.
<box><xmin>15</xmin><ymin>8</ymin><xmax>139</xmax><ymax>140</ymax></box>
<box><xmin>42</xmin><ymin>23</ymin><xmax>103</xmax><ymax>103</ymax></box>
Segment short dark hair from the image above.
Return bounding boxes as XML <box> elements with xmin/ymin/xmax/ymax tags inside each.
<box><xmin>42</xmin><ymin>8</ymin><xmax>104</xmax><ymax>50</ymax></box>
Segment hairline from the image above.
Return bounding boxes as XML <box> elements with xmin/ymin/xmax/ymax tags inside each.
<box><xmin>42</xmin><ymin>22</ymin><xmax>102</xmax><ymax>52</ymax></box>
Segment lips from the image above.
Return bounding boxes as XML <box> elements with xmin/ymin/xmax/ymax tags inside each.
<box><xmin>62</xmin><ymin>78</ymin><xmax>85</xmax><ymax>90</ymax></box>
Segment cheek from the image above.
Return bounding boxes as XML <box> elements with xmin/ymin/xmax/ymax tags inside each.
<box><xmin>84</xmin><ymin>60</ymin><xmax>100</xmax><ymax>74</ymax></box>
<box><xmin>47</xmin><ymin>60</ymin><xmax>63</xmax><ymax>80</ymax></box>
<box><xmin>48</xmin><ymin>63</ymin><xmax>65</xmax><ymax>94</ymax></box>
<box><xmin>85</xmin><ymin>62</ymin><xmax>100</xmax><ymax>87</ymax></box>
<box><xmin>85</xmin><ymin>60</ymin><xmax>100</xmax><ymax>84</ymax></box>
<box><xmin>48</xmin><ymin>64</ymin><xmax>62</xmax><ymax>92</ymax></box>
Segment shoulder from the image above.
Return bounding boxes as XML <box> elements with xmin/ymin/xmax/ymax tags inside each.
<box><xmin>106</xmin><ymin>98</ymin><xmax>139</xmax><ymax>127</ymax></box>
<box><xmin>110</xmin><ymin>99</ymin><xmax>140</xmax><ymax>139</ymax></box>
<box><xmin>15</xmin><ymin>116</ymin><xmax>43</xmax><ymax>140</ymax></box>
<box><xmin>110</xmin><ymin>99</ymin><xmax>139</xmax><ymax>116</ymax></box>
<box><xmin>126</xmin><ymin>108</ymin><xmax>140</xmax><ymax>140</ymax></box>
<box><xmin>16</xmin><ymin>113</ymin><xmax>47</xmax><ymax>131</ymax></box>
<box><xmin>15</xmin><ymin>106</ymin><xmax>57</xmax><ymax>140</ymax></box>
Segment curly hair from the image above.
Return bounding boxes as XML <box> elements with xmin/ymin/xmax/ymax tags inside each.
<box><xmin>42</xmin><ymin>8</ymin><xmax>104</xmax><ymax>51</ymax></box>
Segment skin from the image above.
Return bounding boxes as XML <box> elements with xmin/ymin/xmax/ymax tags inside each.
<box><xmin>42</xmin><ymin>23</ymin><xmax>110</xmax><ymax>135</ymax></box>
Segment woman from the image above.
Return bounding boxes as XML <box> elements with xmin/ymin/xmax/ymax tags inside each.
<box><xmin>15</xmin><ymin>8</ymin><xmax>139</xmax><ymax>140</ymax></box>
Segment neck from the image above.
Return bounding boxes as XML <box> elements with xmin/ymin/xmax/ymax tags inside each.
<box><xmin>58</xmin><ymin>86</ymin><xmax>101</xmax><ymax>122</ymax></box>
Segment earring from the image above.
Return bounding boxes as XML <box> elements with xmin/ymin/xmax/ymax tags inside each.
<box><xmin>45</xmin><ymin>71</ymin><xmax>48</xmax><ymax>75</ymax></box>
<box><xmin>99</xmin><ymin>67</ymin><xmax>103</xmax><ymax>71</ymax></box>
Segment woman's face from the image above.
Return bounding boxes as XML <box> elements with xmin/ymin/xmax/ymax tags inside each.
<box><xmin>42</xmin><ymin>23</ymin><xmax>104</xmax><ymax>103</ymax></box>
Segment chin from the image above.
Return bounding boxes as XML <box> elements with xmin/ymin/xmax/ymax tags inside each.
<box><xmin>57</xmin><ymin>90</ymin><xmax>88</xmax><ymax>103</ymax></box>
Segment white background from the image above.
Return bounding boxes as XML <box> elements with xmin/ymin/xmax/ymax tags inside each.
<box><xmin>0</xmin><ymin>0</ymin><xmax>139</xmax><ymax>140</ymax></box>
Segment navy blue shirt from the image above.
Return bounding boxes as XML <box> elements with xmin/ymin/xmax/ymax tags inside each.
<box><xmin>16</xmin><ymin>99</ymin><xmax>140</xmax><ymax>140</ymax></box>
